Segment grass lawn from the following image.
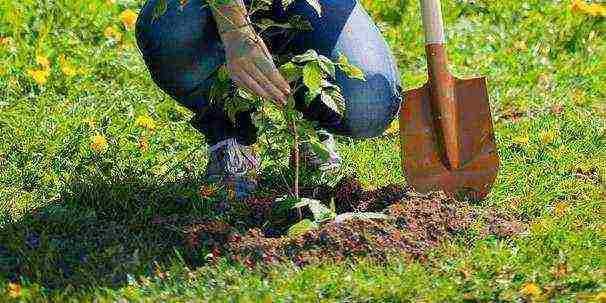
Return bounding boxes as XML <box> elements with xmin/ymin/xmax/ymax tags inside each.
<box><xmin>1</xmin><ymin>0</ymin><xmax>605</xmax><ymax>301</ymax></box>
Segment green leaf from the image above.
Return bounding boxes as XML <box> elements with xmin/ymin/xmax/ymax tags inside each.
<box><xmin>152</xmin><ymin>0</ymin><xmax>168</xmax><ymax>20</ymax></box>
<box><xmin>317</xmin><ymin>55</ymin><xmax>336</xmax><ymax>78</ymax></box>
<box><xmin>282</xmin><ymin>0</ymin><xmax>296</xmax><ymax>8</ymax></box>
<box><xmin>279</xmin><ymin>62</ymin><xmax>302</xmax><ymax>83</ymax></box>
<box><xmin>303</xmin><ymin>61</ymin><xmax>324</xmax><ymax>93</ymax></box>
<box><xmin>320</xmin><ymin>91</ymin><xmax>345</xmax><ymax>115</ymax></box>
<box><xmin>217</xmin><ymin>65</ymin><xmax>231</xmax><ymax>82</ymax></box>
<box><xmin>292</xmin><ymin>49</ymin><xmax>319</xmax><ymax>65</ymax></box>
<box><xmin>287</xmin><ymin>219</ymin><xmax>318</xmax><ymax>237</ymax></box>
<box><xmin>308</xmin><ymin>138</ymin><xmax>330</xmax><ymax>162</ymax></box>
<box><xmin>305</xmin><ymin>87</ymin><xmax>321</xmax><ymax>106</ymax></box>
<box><xmin>304</xmin><ymin>0</ymin><xmax>322</xmax><ymax>17</ymax></box>
<box><xmin>337</xmin><ymin>53</ymin><xmax>366</xmax><ymax>81</ymax></box>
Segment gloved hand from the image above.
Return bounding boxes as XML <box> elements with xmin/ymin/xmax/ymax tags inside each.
<box><xmin>210</xmin><ymin>0</ymin><xmax>291</xmax><ymax>105</ymax></box>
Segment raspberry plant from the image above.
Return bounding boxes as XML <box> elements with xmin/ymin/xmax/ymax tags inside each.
<box><xmin>204</xmin><ymin>0</ymin><xmax>366</xmax><ymax>200</ymax></box>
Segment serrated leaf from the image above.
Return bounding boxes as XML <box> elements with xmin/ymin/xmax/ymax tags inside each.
<box><xmin>152</xmin><ymin>0</ymin><xmax>168</xmax><ymax>20</ymax></box>
<box><xmin>305</xmin><ymin>0</ymin><xmax>322</xmax><ymax>17</ymax></box>
<box><xmin>307</xmin><ymin>199</ymin><xmax>332</xmax><ymax>220</ymax></box>
<box><xmin>292</xmin><ymin>49</ymin><xmax>319</xmax><ymax>65</ymax></box>
<box><xmin>256</xmin><ymin>18</ymin><xmax>295</xmax><ymax>31</ymax></box>
<box><xmin>320</xmin><ymin>91</ymin><xmax>345</xmax><ymax>115</ymax></box>
<box><xmin>303</xmin><ymin>61</ymin><xmax>324</xmax><ymax>92</ymax></box>
<box><xmin>305</xmin><ymin>87</ymin><xmax>321</xmax><ymax>106</ymax></box>
<box><xmin>317</xmin><ymin>56</ymin><xmax>336</xmax><ymax>78</ymax></box>
<box><xmin>288</xmin><ymin>219</ymin><xmax>318</xmax><ymax>237</ymax></box>
<box><xmin>309</xmin><ymin>138</ymin><xmax>330</xmax><ymax>162</ymax></box>
<box><xmin>217</xmin><ymin>65</ymin><xmax>231</xmax><ymax>82</ymax></box>
<box><xmin>282</xmin><ymin>0</ymin><xmax>296</xmax><ymax>8</ymax></box>
<box><xmin>279</xmin><ymin>62</ymin><xmax>301</xmax><ymax>83</ymax></box>
<box><xmin>334</xmin><ymin>212</ymin><xmax>391</xmax><ymax>223</ymax></box>
<box><xmin>337</xmin><ymin>53</ymin><xmax>366</xmax><ymax>81</ymax></box>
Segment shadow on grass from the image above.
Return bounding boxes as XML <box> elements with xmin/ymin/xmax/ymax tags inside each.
<box><xmin>0</xmin><ymin>171</ymin><xmax>265</xmax><ymax>291</ymax></box>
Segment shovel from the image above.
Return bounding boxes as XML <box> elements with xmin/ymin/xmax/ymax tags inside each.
<box><xmin>399</xmin><ymin>0</ymin><xmax>500</xmax><ymax>201</ymax></box>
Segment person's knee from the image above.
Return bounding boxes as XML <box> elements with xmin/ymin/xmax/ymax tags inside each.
<box><xmin>136</xmin><ymin>0</ymin><xmax>225</xmax><ymax>103</ymax></box>
<box><xmin>342</xmin><ymin>74</ymin><xmax>403</xmax><ymax>138</ymax></box>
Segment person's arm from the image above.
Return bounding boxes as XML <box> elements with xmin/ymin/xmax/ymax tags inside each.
<box><xmin>209</xmin><ymin>0</ymin><xmax>291</xmax><ymax>105</ymax></box>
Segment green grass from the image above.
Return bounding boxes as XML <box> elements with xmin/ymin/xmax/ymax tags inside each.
<box><xmin>1</xmin><ymin>0</ymin><xmax>605</xmax><ymax>301</ymax></box>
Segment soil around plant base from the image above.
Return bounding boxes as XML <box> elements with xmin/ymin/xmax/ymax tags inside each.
<box><xmin>178</xmin><ymin>176</ymin><xmax>524</xmax><ymax>267</ymax></box>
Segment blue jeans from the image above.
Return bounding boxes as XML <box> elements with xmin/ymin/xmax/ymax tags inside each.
<box><xmin>136</xmin><ymin>0</ymin><xmax>403</xmax><ymax>145</ymax></box>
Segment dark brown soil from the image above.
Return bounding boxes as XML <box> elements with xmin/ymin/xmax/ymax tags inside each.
<box><xmin>179</xmin><ymin>176</ymin><xmax>524</xmax><ymax>267</ymax></box>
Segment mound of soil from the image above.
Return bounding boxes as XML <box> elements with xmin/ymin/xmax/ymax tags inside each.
<box><xmin>179</xmin><ymin>176</ymin><xmax>524</xmax><ymax>267</ymax></box>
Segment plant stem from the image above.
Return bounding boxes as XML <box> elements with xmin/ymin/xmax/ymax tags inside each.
<box><xmin>293</xmin><ymin>119</ymin><xmax>299</xmax><ymax>199</ymax></box>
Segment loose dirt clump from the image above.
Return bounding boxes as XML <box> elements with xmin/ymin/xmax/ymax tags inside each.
<box><xmin>181</xmin><ymin>177</ymin><xmax>524</xmax><ymax>267</ymax></box>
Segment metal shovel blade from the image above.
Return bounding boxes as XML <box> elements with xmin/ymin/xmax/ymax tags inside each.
<box><xmin>400</xmin><ymin>76</ymin><xmax>500</xmax><ymax>201</ymax></box>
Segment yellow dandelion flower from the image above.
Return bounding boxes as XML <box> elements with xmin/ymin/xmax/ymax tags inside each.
<box><xmin>554</xmin><ymin>202</ymin><xmax>567</xmax><ymax>217</ymax></box>
<box><xmin>90</xmin><ymin>134</ymin><xmax>108</xmax><ymax>152</ymax></box>
<box><xmin>0</xmin><ymin>36</ymin><xmax>11</xmax><ymax>46</ymax></box>
<box><xmin>199</xmin><ymin>184</ymin><xmax>219</xmax><ymax>198</ymax></box>
<box><xmin>58</xmin><ymin>54</ymin><xmax>78</xmax><ymax>77</ymax></box>
<box><xmin>571</xmin><ymin>0</ymin><xmax>606</xmax><ymax>17</ymax></box>
<box><xmin>539</xmin><ymin>129</ymin><xmax>557</xmax><ymax>145</ymax></box>
<box><xmin>135</xmin><ymin>115</ymin><xmax>157</xmax><ymax>130</ymax></box>
<box><xmin>7</xmin><ymin>283</ymin><xmax>21</xmax><ymax>298</ymax></box>
<box><xmin>36</xmin><ymin>55</ymin><xmax>51</xmax><ymax>69</ymax></box>
<box><xmin>28</xmin><ymin>69</ymin><xmax>50</xmax><ymax>86</ymax></box>
<box><xmin>120</xmin><ymin>9</ymin><xmax>138</xmax><ymax>31</ymax></box>
<box><xmin>61</xmin><ymin>65</ymin><xmax>77</xmax><ymax>76</ymax></box>
<box><xmin>585</xmin><ymin>3</ymin><xmax>606</xmax><ymax>16</ymax></box>
<box><xmin>520</xmin><ymin>283</ymin><xmax>541</xmax><ymax>296</ymax></box>
<box><xmin>512</xmin><ymin>134</ymin><xmax>530</xmax><ymax>146</ymax></box>
<box><xmin>596</xmin><ymin>291</ymin><xmax>606</xmax><ymax>303</ymax></box>
<box><xmin>384</xmin><ymin>119</ymin><xmax>400</xmax><ymax>136</ymax></box>
<box><xmin>138</xmin><ymin>136</ymin><xmax>150</xmax><ymax>153</ymax></box>
<box><xmin>103</xmin><ymin>26</ymin><xmax>123</xmax><ymax>42</ymax></box>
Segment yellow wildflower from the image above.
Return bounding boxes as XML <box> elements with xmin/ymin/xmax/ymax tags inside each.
<box><xmin>554</xmin><ymin>202</ymin><xmax>567</xmax><ymax>217</ymax></box>
<box><xmin>36</xmin><ymin>55</ymin><xmax>51</xmax><ymax>69</ymax></box>
<box><xmin>83</xmin><ymin>117</ymin><xmax>97</xmax><ymax>129</ymax></box>
<box><xmin>138</xmin><ymin>136</ymin><xmax>150</xmax><ymax>153</ymax></box>
<box><xmin>0</xmin><ymin>36</ymin><xmax>11</xmax><ymax>46</ymax></box>
<box><xmin>512</xmin><ymin>134</ymin><xmax>530</xmax><ymax>146</ymax></box>
<box><xmin>520</xmin><ymin>282</ymin><xmax>541</xmax><ymax>297</ymax></box>
<box><xmin>28</xmin><ymin>69</ymin><xmax>50</xmax><ymax>86</ymax></box>
<box><xmin>7</xmin><ymin>283</ymin><xmax>21</xmax><ymax>298</ymax></box>
<box><xmin>90</xmin><ymin>134</ymin><xmax>108</xmax><ymax>152</ymax></box>
<box><xmin>135</xmin><ymin>115</ymin><xmax>156</xmax><ymax>130</ymax></box>
<box><xmin>384</xmin><ymin>120</ymin><xmax>400</xmax><ymax>136</ymax></box>
<box><xmin>596</xmin><ymin>291</ymin><xmax>606</xmax><ymax>303</ymax></box>
<box><xmin>59</xmin><ymin>54</ymin><xmax>77</xmax><ymax>77</ymax></box>
<box><xmin>539</xmin><ymin>129</ymin><xmax>557</xmax><ymax>145</ymax></box>
<box><xmin>571</xmin><ymin>0</ymin><xmax>606</xmax><ymax>17</ymax></box>
<box><xmin>62</xmin><ymin>65</ymin><xmax>77</xmax><ymax>76</ymax></box>
<box><xmin>199</xmin><ymin>184</ymin><xmax>219</xmax><ymax>198</ymax></box>
<box><xmin>103</xmin><ymin>26</ymin><xmax>123</xmax><ymax>42</ymax></box>
<box><xmin>120</xmin><ymin>9</ymin><xmax>138</xmax><ymax>31</ymax></box>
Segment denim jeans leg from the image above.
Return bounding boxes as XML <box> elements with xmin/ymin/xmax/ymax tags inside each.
<box><xmin>135</xmin><ymin>0</ymin><xmax>259</xmax><ymax>146</ymax></box>
<box><xmin>283</xmin><ymin>0</ymin><xmax>404</xmax><ymax>138</ymax></box>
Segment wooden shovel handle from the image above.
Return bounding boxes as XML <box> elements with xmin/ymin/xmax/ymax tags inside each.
<box><xmin>419</xmin><ymin>0</ymin><xmax>461</xmax><ymax>169</ymax></box>
<box><xmin>420</xmin><ymin>0</ymin><xmax>446</xmax><ymax>44</ymax></box>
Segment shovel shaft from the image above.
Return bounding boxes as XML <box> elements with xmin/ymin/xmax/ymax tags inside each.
<box><xmin>420</xmin><ymin>0</ymin><xmax>446</xmax><ymax>44</ymax></box>
<box><xmin>420</xmin><ymin>0</ymin><xmax>461</xmax><ymax>169</ymax></box>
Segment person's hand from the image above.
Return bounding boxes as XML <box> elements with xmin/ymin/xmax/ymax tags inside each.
<box><xmin>221</xmin><ymin>28</ymin><xmax>291</xmax><ymax>105</ymax></box>
<box><xmin>209</xmin><ymin>0</ymin><xmax>290</xmax><ymax>105</ymax></box>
